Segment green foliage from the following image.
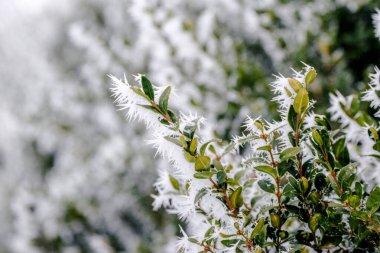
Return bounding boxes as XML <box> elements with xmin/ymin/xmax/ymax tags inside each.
<box><xmin>121</xmin><ymin>69</ymin><xmax>380</xmax><ymax>252</ymax></box>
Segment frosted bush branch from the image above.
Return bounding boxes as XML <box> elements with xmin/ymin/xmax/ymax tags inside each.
<box><xmin>111</xmin><ymin>66</ymin><xmax>380</xmax><ymax>252</ymax></box>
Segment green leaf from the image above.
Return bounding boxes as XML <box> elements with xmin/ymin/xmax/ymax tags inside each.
<box><xmin>195</xmin><ymin>156</ymin><xmax>211</xmax><ymax>171</ymax></box>
<box><xmin>348</xmin><ymin>195</ymin><xmax>361</xmax><ymax>208</ymax></box>
<box><xmin>293</xmin><ymin>88</ymin><xmax>309</xmax><ymax>114</ymax></box>
<box><xmin>333</xmin><ymin>137</ymin><xmax>350</xmax><ymax>167</ymax></box>
<box><xmin>314</xmin><ymin>173</ymin><xmax>327</xmax><ymax>191</ymax></box>
<box><xmin>320</xmin><ymin>129</ymin><xmax>331</xmax><ymax>151</ymax></box>
<box><xmin>221</xmin><ymin>239</ymin><xmax>241</xmax><ymax>247</ymax></box>
<box><xmin>288</xmin><ymin>78</ymin><xmax>303</xmax><ymax>92</ymax></box>
<box><xmin>257</xmin><ymin>179</ymin><xmax>275</xmax><ymax>194</ymax></box>
<box><xmin>288</xmin><ymin>105</ymin><xmax>298</xmax><ymax>131</ymax></box>
<box><xmin>184</xmin><ymin>151</ymin><xmax>196</xmax><ymax>163</ymax></box>
<box><xmin>214</xmin><ymin>159</ymin><xmax>223</xmax><ymax>170</ymax></box>
<box><xmin>193</xmin><ymin>171</ymin><xmax>215</xmax><ymax>179</ymax></box>
<box><xmin>204</xmin><ymin>226</ymin><xmax>215</xmax><ymax>238</ymax></box>
<box><xmin>288</xmin><ymin>176</ymin><xmax>299</xmax><ymax>192</ymax></box>
<box><xmin>254</xmin><ymin>120</ymin><xmax>264</xmax><ymax>131</ymax></box>
<box><xmin>257</xmin><ymin>145</ymin><xmax>271</xmax><ymax>151</ymax></box>
<box><xmin>295</xmin><ymin>231</ymin><xmax>313</xmax><ymax>244</ymax></box>
<box><xmin>230</xmin><ymin>186</ymin><xmax>243</xmax><ymax>208</ymax></box>
<box><xmin>350</xmin><ymin>95</ymin><xmax>360</xmax><ymax>116</ymax></box>
<box><xmin>308</xmin><ymin>191</ymin><xmax>321</xmax><ymax>204</ymax></box>
<box><xmin>283</xmin><ymin>184</ymin><xmax>297</xmax><ymax>198</ymax></box>
<box><xmin>256</xmin><ymin>224</ymin><xmax>268</xmax><ymax>246</ymax></box>
<box><xmin>167</xmin><ymin>109</ymin><xmax>177</xmax><ymax>123</ymax></box>
<box><xmin>250</xmin><ymin>218</ymin><xmax>265</xmax><ymax>238</ymax></box>
<box><xmin>255</xmin><ymin>165</ymin><xmax>277</xmax><ymax>179</ymax></box>
<box><xmin>141</xmin><ymin>76</ymin><xmax>155</xmax><ymax>100</ymax></box>
<box><xmin>137</xmin><ymin>104</ymin><xmax>160</xmax><ymax>114</ymax></box>
<box><xmin>222</xmin><ymin>142</ymin><xmax>235</xmax><ymax>156</ymax></box>
<box><xmin>277</xmin><ymin>160</ymin><xmax>292</xmax><ymax>176</ymax></box>
<box><xmin>369</xmin><ymin>127</ymin><xmax>379</xmax><ymax>141</ymax></box>
<box><xmin>373</xmin><ymin>141</ymin><xmax>380</xmax><ymax>152</ymax></box>
<box><xmin>235</xmin><ymin>135</ymin><xmax>258</xmax><ymax>144</ymax></box>
<box><xmin>305</xmin><ymin>68</ymin><xmax>317</xmax><ymax>88</ymax></box>
<box><xmin>284</xmin><ymin>87</ymin><xmax>292</xmax><ymax>97</ymax></box>
<box><xmin>351</xmin><ymin>210</ymin><xmax>368</xmax><ymax>221</ymax></box>
<box><xmin>216</xmin><ymin>171</ymin><xmax>226</xmax><ymax>185</ymax></box>
<box><xmin>270</xmin><ymin>213</ymin><xmax>281</xmax><ymax>228</ymax></box>
<box><xmin>158</xmin><ymin>86</ymin><xmax>171</xmax><ymax>113</ymax></box>
<box><xmin>188</xmin><ymin>237</ymin><xmax>198</xmax><ymax>244</ymax></box>
<box><xmin>314</xmin><ymin>115</ymin><xmax>332</xmax><ymax>130</ymax></box>
<box><xmin>164</xmin><ymin>136</ymin><xmax>182</xmax><ymax>147</ymax></box>
<box><xmin>169</xmin><ymin>175</ymin><xmax>180</xmax><ymax>191</ymax></box>
<box><xmin>299</xmin><ymin>176</ymin><xmax>309</xmax><ymax>193</ymax></box>
<box><xmin>366</xmin><ymin>187</ymin><xmax>380</xmax><ymax>213</ymax></box>
<box><xmin>308</xmin><ymin>213</ymin><xmax>322</xmax><ymax>232</ymax></box>
<box><xmin>189</xmin><ymin>138</ymin><xmax>198</xmax><ymax>154</ymax></box>
<box><xmin>220</xmin><ymin>233</ymin><xmax>236</xmax><ymax>238</ymax></box>
<box><xmin>355</xmin><ymin>182</ymin><xmax>363</xmax><ymax>198</ymax></box>
<box><xmin>131</xmin><ymin>86</ymin><xmax>151</xmax><ymax>101</ymax></box>
<box><xmin>179</xmin><ymin>136</ymin><xmax>188</xmax><ymax>148</ymax></box>
<box><xmin>312</xmin><ymin>130</ymin><xmax>323</xmax><ymax>147</ymax></box>
<box><xmin>194</xmin><ymin>188</ymin><xmax>208</xmax><ymax>204</ymax></box>
<box><xmin>338</xmin><ymin>163</ymin><xmax>358</xmax><ymax>190</ymax></box>
<box><xmin>199</xmin><ymin>139</ymin><xmax>221</xmax><ymax>155</ymax></box>
<box><xmin>320</xmin><ymin>235</ymin><xmax>342</xmax><ymax>249</ymax></box>
<box><xmin>209</xmin><ymin>144</ymin><xmax>217</xmax><ymax>155</ymax></box>
<box><xmin>279</xmin><ymin>147</ymin><xmax>302</xmax><ymax>161</ymax></box>
<box><xmin>184</xmin><ymin>124</ymin><xmax>197</xmax><ymax>140</ymax></box>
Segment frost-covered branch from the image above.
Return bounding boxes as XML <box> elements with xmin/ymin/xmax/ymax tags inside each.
<box><xmin>111</xmin><ymin>66</ymin><xmax>380</xmax><ymax>252</ymax></box>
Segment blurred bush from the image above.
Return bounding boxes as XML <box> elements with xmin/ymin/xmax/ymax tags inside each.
<box><xmin>0</xmin><ymin>0</ymin><xmax>379</xmax><ymax>252</ymax></box>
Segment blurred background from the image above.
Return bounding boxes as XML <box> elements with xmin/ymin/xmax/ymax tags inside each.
<box><xmin>0</xmin><ymin>0</ymin><xmax>380</xmax><ymax>252</ymax></box>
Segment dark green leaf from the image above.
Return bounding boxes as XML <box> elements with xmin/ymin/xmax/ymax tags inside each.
<box><xmin>216</xmin><ymin>171</ymin><xmax>226</xmax><ymax>185</ymax></box>
<box><xmin>167</xmin><ymin>109</ymin><xmax>177</xmax><ymax>123</ymax></box>
<box><xmin>255</xmin><ymin>224</ymin><xmax>268</xmax><ymax>246</ymax></box>
<box><xmin>295</xmin><ymin>231</ymin><xmax>313</xmax><ymax>244</ymax></box>
<box><xmin>350</xmin><ymin>95</ymin><xmax>360</xmax><ymax>116</ymax></box>
<box><xmin>367</xmin><ymin>187</ymin><xmax>380</xmax><ymax>213</ymax></box>
<box><xmin>258</xmin><ymin>179</ymin><xmax>275</xmax><ymax>194</ymax></box>
<box><xmin>221</xmin><ymin>239</ymin><xmax>241</xmax><ymax>247</ymax></box>
<box><xmin>320</xmin><ymin>235</ymin><xmax>342</xmax><ymax>249</ymax></box>
<box><xmin>333</xmin><ymin>137</ymin><xmax>350</xmax><ymax>167</ymax></box>
<box><xmin>288</xmin><ymin>105</ymin><xmax>298</xmax><ymax>131</ymax></box>
<box><xmin>141</xmin><ymin>76</ymin><xmax>155</xmax><ymax>100</ymax></box>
